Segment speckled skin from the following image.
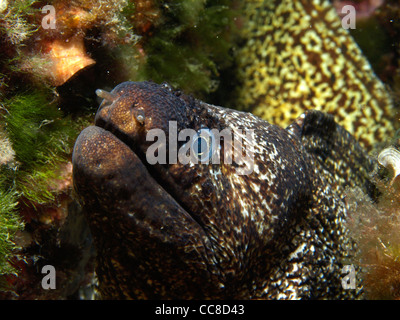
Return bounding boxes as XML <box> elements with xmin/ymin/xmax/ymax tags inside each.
<box><xmin>72</xmin><ymin>81</ymin><xmax>375</xmax><ymax>299</ymax></box>
<box><xmin>236</xmin><ymin>0</ymin><xmax>395</xmax><ymax>149</ymax></box>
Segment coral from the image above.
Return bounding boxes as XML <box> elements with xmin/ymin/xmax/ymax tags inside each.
<box><xmin>0</xmin><ymin>0</ymin><xmax>131</xmax><ymax>88</ymax></box>
<box><xmin>1</xmin><ymin>0</ymin><xmax>237</xmax><ymax>93</ymax></box>
<box><xmin>43</xmin><ymin>35</ymin><xmax>96</xmax><ymax>86</ymax></box>
<box><xmin>234</xmin><ymin>0</ymin><xmax>395</xmax><ymax>150</ymax></box>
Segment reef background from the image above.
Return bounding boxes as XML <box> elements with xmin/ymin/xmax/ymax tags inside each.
<box><xmin>0</xmin><ymin>0</ymin><xmax>239</xmax><ymax>299</ymax></box>
<box><xmin>0</xmin><ymin>0</ymin><xmax>400</xmax><ymax>299</ymax></box>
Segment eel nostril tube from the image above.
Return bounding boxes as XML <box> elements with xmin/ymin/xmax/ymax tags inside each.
<box><xmin>134</xmin><ymin>109</ymin><xmax>145</xmax><ymax>125</ymax></box>
<box><xmin>96</xmin><ymin>89</ymin><xmax>117</xmax><ymax>103</ymax></box>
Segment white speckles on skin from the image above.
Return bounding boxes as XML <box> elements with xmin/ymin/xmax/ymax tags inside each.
<box><xmin>252</xmin><ymin>163</ymin><xmax>261</xmax><ymax>175</ymax></box>
<box><xmin>267</xmin><ymin>143</ymin><xmax>279</xmax><ymax>161</ymax></box>
<box><xmin>289</xmin><ymin>243</ymin><xmax>307</xmax><ymax>260</ymax></box>
<box><xmin>211</xmin><ymin>167</ymin><xmax>222</xmax><ymax>182</ymax></box>
<box><xmin>249</xmin><ymin>181</ymin><xmax>260</xmax><ymax>194</ymax></box>
<box><xmin>258</xmin><ymin>168</ymin><xmax>277</xmax><ymax>183</ymax></box>
<box><xmin>240</xmin><ymin>204</ymin><xmax>250</xmax><ymax>219</ymax></box>
<box><xmin>276</xmin><ymin>293</ymin><xmax>287</xmax><ymax>299</ymax></box>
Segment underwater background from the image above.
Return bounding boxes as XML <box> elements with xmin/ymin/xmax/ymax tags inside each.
<box><xmin>0</xmin><ymin>0</ymin><xmax>400</xmax><ymax>299</ymax></box>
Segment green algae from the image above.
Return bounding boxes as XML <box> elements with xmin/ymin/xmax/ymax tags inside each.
<box><xmin>0</xmin><ymin>186</ymin><xmax>22</xmax><ymax>276</ymax></box>
<box><xmin>119</xmin><ymin>0</ymin><xmax>237</xmax><ymax>98</ymax></box>
<box><xmin>0</xmin><ymin>0</ymin><xmax>39</xmax><ymax>46</ymax></box>
<box><xmin>0</xmin><ymin>0</ymin><xmax>239</xmax><ymax>291</ymax></box>
<box><xmin>2</xmin><ymin>90</ymin><xmax>86</xmax><ymax>204</ymax></box>
<box><xmin>0</xmin><ymin>169</ymin><xmax>23</xmax><ymax>289</ymax></box>
<box><xmin>0</xmin><ymin>88</ymin><xmax>88</xmax><ymax>283</ymax></box>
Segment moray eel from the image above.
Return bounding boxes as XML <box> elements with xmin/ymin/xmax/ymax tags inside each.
<box><xmin>72</xmin><ymin>81</ymin><xmax>375</xmax><ymax>299</ymax></box>
<box><xmin>71</xmin><ymin>0</ymin><xmax>392</xmax><ymax>299</ymax></box>
<box><xmin>236</xmin><ymin>0</ymin><xmax>395</xmax><ymax>149</ymax></box>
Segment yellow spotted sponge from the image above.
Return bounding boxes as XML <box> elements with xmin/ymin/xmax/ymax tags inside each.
<box><xmin>236</xmin><ymin>0</ymin><xmax>396</xmax><ymax>149</ymax></box>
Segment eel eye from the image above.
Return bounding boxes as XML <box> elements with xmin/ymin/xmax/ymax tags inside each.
<box><xmin>192</xmin><ymin>128</ymin><xmax>215</xmax><ymax>162</ymax></box>
<box><xmin>134</xmin><ymin>109</ymin><xmax>145</xmax><ymax>125</ymax></box>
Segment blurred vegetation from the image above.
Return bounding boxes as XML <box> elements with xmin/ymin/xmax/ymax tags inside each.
<box><xmin>0</xmin><ymin>0</ymin><xmax>239</xmax><ymax>291</ymax></box>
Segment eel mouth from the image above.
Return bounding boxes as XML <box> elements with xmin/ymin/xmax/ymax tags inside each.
<box><xmin>72</xmin><ymin>123</ymin><xmax>224</xmax><ymax>298</ymax></box>
<box><xmin>72</xmin><ymin>123</ymin><xmax>213</xmax><ymax>246</ymax></box>
<box><xmin>73</xmin><ymin>81</ymin><xmax>210</xmax><ymax>240</ymax></box>
<box><xmin>72</xmin><ymin>84</ymin><xmax>220</xmax><ymax>270</ymax></box>
<box><xmin>93</xmin><ymin>115</ymin><xmax>199</xmax><ymax>226</ymax></box>
<box><xmin>89</xmin><ymin>86</ymin><xmax>210</xmax><ymax>234</ymax></box>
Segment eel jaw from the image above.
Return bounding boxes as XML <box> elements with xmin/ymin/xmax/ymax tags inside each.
<box><xmin>72</xmin><ymin>125</ymin><xmax>224</xmax><ymax>298</ymax></box>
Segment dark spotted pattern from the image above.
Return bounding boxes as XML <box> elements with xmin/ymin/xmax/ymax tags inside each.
<box><xmin>72</xmin><ymin>81</ymin><xmax>376</xmax><ymax>299</ymax></box>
